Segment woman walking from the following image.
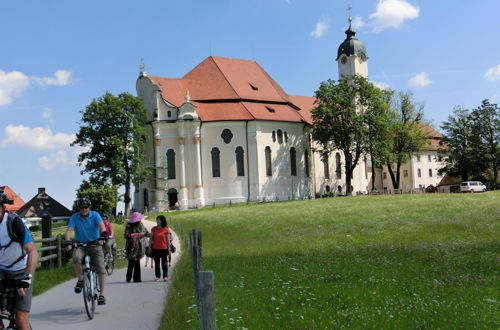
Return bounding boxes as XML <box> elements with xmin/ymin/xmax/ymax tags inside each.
<box><xmin>124</xmin><ymin>211</ymin><xmax>148</xmax><ymax>282</ymax></box>
<box><xmin>150</xmin><ymin>215</ymin><xmax>172</xmax><ymax>281</ymax></box>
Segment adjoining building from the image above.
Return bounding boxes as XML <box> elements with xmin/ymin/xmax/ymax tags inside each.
<box><xmin>17</xmin><ymin>187</ymin><xmax>72</xmax><ymax>227</ymax></box>
<box><xmin>0</xmin><ymin>185</ymin><xmax>25</xmax><ymax>213</ymax></box>
<box><xmin>134</xmin><ymin>18</ymin><xmax>445</xmax><ymax>212</ymax></box>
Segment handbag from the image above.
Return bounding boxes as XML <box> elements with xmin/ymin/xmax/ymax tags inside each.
<box><xmin>145</xmin><ymin>246</ymin><xmax>153</xmax><ymax>257</ymax></box>
<box><xmin>169</xmin><ymin>243</ymin><xmax>176</xmax><ymax>253</ymax></box>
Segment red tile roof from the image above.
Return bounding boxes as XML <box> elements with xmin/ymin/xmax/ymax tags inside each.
<box><xmin>1</xmin><ymin>185</ymin><xmax>25</xmax><ymax>212</ymax></box>
<box><xmin>146</xmin><ymin>56</ymin><xmax>314</xmax><ymax>124</ymax></box>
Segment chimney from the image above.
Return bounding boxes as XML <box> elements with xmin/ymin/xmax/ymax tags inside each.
<box><xmin>38</xmin><ymin>187</ymin><xmax>46</xmax><ymax>195</ymax></box>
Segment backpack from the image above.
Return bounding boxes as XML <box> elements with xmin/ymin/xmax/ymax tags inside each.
<box><xmin>0</xmin><ymin>214</ymin><xmax>26</xmax><ymax>269</ymax></box>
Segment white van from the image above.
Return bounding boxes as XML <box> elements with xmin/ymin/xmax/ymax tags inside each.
<box><xmin>460</xmin><ymin>181</ymin><xmax>487</xmax><ymax>193</ymax></box>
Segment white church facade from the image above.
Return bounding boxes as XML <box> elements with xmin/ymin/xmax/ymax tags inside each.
<box><xmin>134</xmin><ymin>21</ymin><xmax>445</xmax><ymax>211</ymax></box>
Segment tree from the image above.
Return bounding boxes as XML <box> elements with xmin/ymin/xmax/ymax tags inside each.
<box><xmin>312</xmin><ymin>75</ymin><xmax>386</xmax><ymax>195</ymax></box>
<box><xmin>470</xmin><ymin>100</ymin><xmax>499</xmax><ymax>187</ymax></box>
<box><xmin>72</xmin><ymin>92</ymin><xmax>151</xmax><ymax>215</ymax></box>
<box><xmin>383</xmin><ymin>91</ymin><xmax>428</xmax><ymax>190</ymax></box>
<box><xmin>439</xmin><ymin>107</ymin><xmax>475</xmax><ymax>181</ymax></box>
<box><xmin>74</xmin><ymin>180</ymin><xmax>120</xmax><ymax>215</ymax></box>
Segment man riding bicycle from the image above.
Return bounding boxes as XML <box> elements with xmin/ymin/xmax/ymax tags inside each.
<box><xmin>65</xmin><ymin>198</ymin><xmax>107</xmax><ymax>305</ymax></box>
<box><xmin>0</xmin><ymin>188</ymin><xmax>38</xmax><ymax>330</ymax></box>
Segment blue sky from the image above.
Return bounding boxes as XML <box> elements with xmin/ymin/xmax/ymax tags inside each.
<box><xmin>1</xmin><ymin>0</ymin><xmax>499</xmax><ymax>210</ymax></box>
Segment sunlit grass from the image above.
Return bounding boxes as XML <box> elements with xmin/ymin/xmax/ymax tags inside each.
<box><xmin>163</xmin><ymin>192</ymin><xmax>500</xmax><ymax>329</ymax></box>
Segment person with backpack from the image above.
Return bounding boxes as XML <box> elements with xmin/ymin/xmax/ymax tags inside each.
<box><xmin>150</xmin><ymin>215</ymin><xmax>172</xmax><ymax>282</ymax></box>
<box><xmin>0</xmin><ymin>188</ymin><xmax>38</xmax><ymax>330</ymax></box>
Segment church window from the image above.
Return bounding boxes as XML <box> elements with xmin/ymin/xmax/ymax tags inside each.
<box><xmin>290</xmin><ymin>147</ymin><xmax>297</xmax><ymax>176</ymax></box>
<box><xmin>284</xmin><ymin>131</ymin><xmax>288</xmax><ymax>142</ymax></box>
<box><xmin>429</xmin><ymin>169</ymin><xmax>433</xmax><ymax>177</ymax></box>
<box><xmin>417</xmin><ymin>169</ymin><xmax>422</xmax><ymax>177</ymax></box>
<box><xmin>266</xmin><ymin>106</ymin><xmax>275</xmax><ymax>113</ymax></box>
<box><xmin>166</xmin><ymin>149</ymin><xmax>176</xmax><ymax>179</ymax></box>
<box><xmin>428</xmin><ymin>154</ymin><xmax>432</xmax><ymax>162</ymax></box>
<box><xmin>236</xmin><ymin>146</ymin><xmax>245</xmax><ymax>176</ymax></box>
<box><xmin>323</xmin><ymin>157</ymin><xmax>329</xmax><ymax>179</ymax></box>
<box><xmin>211</xmin><ymin>147</ymin><xmax>221</xmax><ymax>177</ymax></box>
<box><xmin>167</xmin><ymin>110</ymin><xmax>171</xmax><ymax>118</ymax></box>
<box><xmin>277</xmin><ymin>130</ymin><xmax>283</xmax><ymax>144</ymax></box>
<box><xmin>304</xmin><ymin>149</ymin><xmax>310</xmax><ymax>177</ymax></box>
<box><xmin>221</xmin><ymin>129</ymin><xmax>233</xmax><ymax>144</ymax></box>
<box><xmin>265</xmin><ymin>147</ymin><xmax>272</xmax><ymax>177</ymax></box>
<box><xmin>335</xmin><ymin>153</ymin><xmax>341</xmax><ymax>178</ymax></box>
<box><xmin>272</xmin><ymin>131</ymin><xmax>276</xmax><ymax>142</ymax></box>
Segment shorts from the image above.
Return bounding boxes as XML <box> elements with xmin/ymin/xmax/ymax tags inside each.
<box><xmin>103</xmin><ymin>238</ymin><xmax>116</xmax><ymax>254</ymax></box>
<box><xmin>0</xmin><ymin>269</ymin><xmax>33</xmax><ymax>312</ymax></box>
<box><xmin>73</xmin><ymin>245</ymin><xmax>105</xmax><ymax>274</ymax></box>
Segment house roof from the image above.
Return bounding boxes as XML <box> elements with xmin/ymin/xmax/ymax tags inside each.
<box><xmin>438</xmin><ymin>174</ymin><xmax>461</xmax><ymax>186</ymax></box>
<box><xmin>419</xmin><ymin>124</ymin><xmax>445</xmax><ymax>151</ymax></box>
<box><xmin>146</xmin><ymin>56</ymin><xmax>315</xmax><ymax>124</ymax></box>
<box><xmin>17</xmin><ymin>188</ymin><xmax>72</xmax><ymax>219</ymax></box>
<box><xmin>0</xmin><ymin>186</ymin><xmax>25</xmax><ymax>212</ymax></box>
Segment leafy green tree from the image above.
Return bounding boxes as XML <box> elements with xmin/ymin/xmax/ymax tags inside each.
<box><xmin>383</xmin><ymin>91</ymin><xmax>428</xmax><ymax>190</ymax></box>
<box><xmin>439</xmin><ymin>107</ymin><xmax>475</xmax><ymax>181</ymax></box>
<box><xmin>312</xmin><ymin>75</ymin><xmax>386</xmax><ymax>195</ymax></box>
<box><xmin>72</xmin><ymin>92</ymin><xmax>151</xmax><ymax>215</ymax></box>
<box><xmin>470</xmin><ymin>100</ymin><xmax>500</xmax><ymax>187</ymax></box>
<box><xmin>73</xmin><ymin>180</ymin><xmax>120</xmax><ymax>215</ymax></box>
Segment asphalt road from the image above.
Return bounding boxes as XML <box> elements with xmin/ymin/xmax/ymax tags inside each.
<box><xmin>30</xmin><ymin>219</ymin><xmax>180</xmax><ymax>330</ymax></box>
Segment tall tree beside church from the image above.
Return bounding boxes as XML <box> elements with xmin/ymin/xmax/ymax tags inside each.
<box><xmin>470</xmin><ymin>100</ymin><xmax>499</xmax><ymax>187</ymax></box>
<box><xmin>384</xmin><ymin>91</ymin><xmax>428</xmax><ymax>190</ymax></box>
<box><xmin>439</xmin><ymin>107</ymin><xmax>475</xmax><ymax>181</ymax></box>
<box><xmin>72</xmin><ymin>92</ymin><xmax>151</xmax><ymax>215</ymax></box>
<box><xmin>74</xmin><ymin>180</ymin><xmax>120</xmax><ymax>215</ymax></box>
<box><xmin>312</xmin><ymin>74</ymin><xmax>385</xmax><ymax>195</ymax></box>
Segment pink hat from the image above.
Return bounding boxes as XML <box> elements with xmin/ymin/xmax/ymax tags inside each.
<box><xmin>129</xmin><ymin>211</ymin><xmax>145</xmax><ymax>223</ymax></box>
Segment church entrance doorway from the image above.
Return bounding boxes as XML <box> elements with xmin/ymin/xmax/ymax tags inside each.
<box><xmin>167</xmin><ymin>188</ymin><xmax>178</xmax><ymax>208</ymax></box>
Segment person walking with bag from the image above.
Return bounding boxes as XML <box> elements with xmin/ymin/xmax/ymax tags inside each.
<box><xmin>124</xmin><ymin>211</ymin><xmax>148</xmax><ymax>282</ymax></box>
<box><xmin>150</xmin><ymin>215</ymin><xmax>172</xmax><ymax>282</ymax></box>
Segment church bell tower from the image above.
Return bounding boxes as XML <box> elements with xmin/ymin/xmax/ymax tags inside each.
<box><xmin>336</xmin><ymin>16</ymin><xmax>368</xmax><ymax>79</ymax></box>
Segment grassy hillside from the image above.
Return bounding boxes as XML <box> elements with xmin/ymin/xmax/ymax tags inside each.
<box><xmin>163</xmin><ymin>192</ymin><xmax>499</xmax><ymax>329</ymax></box>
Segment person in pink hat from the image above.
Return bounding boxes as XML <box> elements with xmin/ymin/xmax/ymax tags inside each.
<box><xmin>124</xmin><ymin>209</ymin><xmax>148</xmax><ymax>282</ymax></box>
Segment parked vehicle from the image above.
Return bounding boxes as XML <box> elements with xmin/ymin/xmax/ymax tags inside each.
<box><xmin>460</xmin><ymin>181</ymin><xmax>487</xmax><ymax>193</ymax></box>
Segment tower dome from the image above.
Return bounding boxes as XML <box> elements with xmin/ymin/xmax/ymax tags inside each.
<box><xmin>336</xmin><ymin>18</ymin><xmax>368</xmax><ymax>61</ymax></box>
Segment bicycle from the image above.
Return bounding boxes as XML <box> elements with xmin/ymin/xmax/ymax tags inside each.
<box><xmin>0</xmin><ymin>278</ymin><xmax>31</xmax><ymax>329</ymax></box>
<box><xmin>104</xmin><ymin>241</ymin><xmax>117</xmax><ymax>276</ymax></box>
<box><xmin>72</xmin><ymin>242</ymin><xmax>100</xmax><ymax>320</ymax></box>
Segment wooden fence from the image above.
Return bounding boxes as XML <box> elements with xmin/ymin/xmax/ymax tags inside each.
<box><xmin>189</xmin><ymin>229</ymin><xmax>216</xmax><ymax>330</ymax></box>
<box><xmin>34</xmin><ymin>235</ymin><xmax>63</xmax><ymax>268</ymax></box>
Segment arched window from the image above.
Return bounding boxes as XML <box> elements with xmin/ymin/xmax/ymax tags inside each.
<box><xmin>284</xmin><ymin>131</ymin><xmax>288</xmax><ymax>143</ymax></box>
<box><xmin>265</xmin><ymin>147</ymin><xmax>272</xmax><ymax>177</ymax></box>
<box><xmin>277</xmin><ymin>129</ymin><xmax>283</xmax><ymax>144</ymax></box>
<box><xmin>335</xmin><ymin>153</ymin><xmax>341</xmax><ymax>178</ymax></box>
<box><xmin>211</xmin><ymin>147</ymin><xmax>220</xmax><ymax>177</ymax></box>
<box><xmin>166</xmin><ymin>149</ymin><xmax>176</xmax><ymax>179</ymax></box>
<box><xmin>429</xmin><ymin>169</ymin><xmax>433</xmax><ymax>177</ymax></box>
<box><xmin>304</xmin><ymin>149</ymin><xmax>310</xmax><ymax>177</ymax></box>
<box><xmin>417</xmin><ymin>168</ymin><xmax>422</xmax><ymax>177</ymax></box>
<box><xmin>323</xmin><ymin>157</ymin><xmax>329</xmax><ymax>179</ymax></box>
<box><xmin>272</xmin><ymin>131</ymin><xmax>276</xmax><ymax>142</ymax></box>
<box><xmin>290</xmin><ymin>147</ymin><xmax>297</xmax><ymax>176</ymax></box>
<box><xmin>235</xmin><ymin>146</ymin><xmax>244</xmax><ymax>176</ymax></box>
<box><xmin>167</xmin><ymin>110</ymin><xmax>171</xmax><ymax>118</ymax></box>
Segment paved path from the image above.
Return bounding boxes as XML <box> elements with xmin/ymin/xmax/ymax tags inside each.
<box><xmin>30</xmin><ymin>220</ymin><xmax>180</xmax><ymax>330</ymax></box>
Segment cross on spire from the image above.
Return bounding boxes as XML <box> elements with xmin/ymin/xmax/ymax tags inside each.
<box><xmin>139</xmin><ymin>58</ymin><xmax>147</xmax><ymax>77</ymax></box>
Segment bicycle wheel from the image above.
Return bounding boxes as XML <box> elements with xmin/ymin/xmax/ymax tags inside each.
<box><xmin>105</xmin><ymin>251</ymin><xmax>115</xmax><ymax>275</ymax></box>
<box><xmin>83</xmin><ymin>270</ymin><xmax>96</xmax><ymax>319</ymax></box>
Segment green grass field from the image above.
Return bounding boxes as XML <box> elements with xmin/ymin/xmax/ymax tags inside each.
<box><xmin>162</xmin><ymin>192</ymin><xmax>500</xmax><ymax>329</ymax></box>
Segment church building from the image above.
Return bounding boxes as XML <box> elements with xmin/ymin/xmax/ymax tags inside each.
<box><xmin>134</xmin><ymin>18</ymin><xmax>444</xmax><ymax>211</ymax></box>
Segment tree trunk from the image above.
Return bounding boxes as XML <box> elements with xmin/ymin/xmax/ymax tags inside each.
<box><xmin>344</xmin><ymin>152</ymin><xmax>353</xmax><ymax>196</ymax></box>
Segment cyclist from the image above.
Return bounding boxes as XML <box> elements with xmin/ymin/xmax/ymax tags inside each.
<box><xmin>102</xmin><ymin>214</ymin><xmax>115</xmax><ymax>261</ymax></box>
<box><xmin>0</xmin><ymin>188</ymin><xmax>38</xmax><ymax>330</ymax></box>
<box><xmin>65</xmin><ymin>198</ymin><xmax>107</xmax><ymax>305</ymax></box>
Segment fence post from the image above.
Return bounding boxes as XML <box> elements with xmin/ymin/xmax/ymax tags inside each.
<box><xmin>199</xmin><ymin>270</ymin><xmax>216</xmax><ymax>330</ymax></box>
<box><xmin>57</xmin><ymin>235</ymin><xmax>62</xmax><ymax>268</ymax></box>
<box><xmin>41</xmin><ymin>215</ymin><xmax>52</xmax><ymax>269</ymax></box>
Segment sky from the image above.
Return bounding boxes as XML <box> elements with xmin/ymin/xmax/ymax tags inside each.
<box><xmin>1</xmin><ymin>0</ymin><xmax>499</xmax><ymax>210</ymax></box>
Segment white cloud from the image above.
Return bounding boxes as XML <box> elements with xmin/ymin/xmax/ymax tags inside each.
<box><xmin>310</xmin><ymin>19</ymin><xmax>329</xmax><ymax>38</ymax></box>
<box><xmin>32</xmin><ymin>70</ymin><xmax>73</xmax><ymax>86</ymax></box>
<box><xmin>284</xmin><ymin>0</ymin><xmax>292</xmax><ymax>4</ymax></box>
<box><xmin>39</xmin><ymin>150</ymin><xmax>74</xmax><ymax>170</ymax></box>
<box><xmin>409</xmin><ymin>72</ymin><xmax>432</xmax><ymax>87</ymax></box>
<box><xmin>372</xmin><ymin>81</ymin><xmax>390</xmax><ymax>90</ymax></box>
<box><xmin>369</xmin><ymin>0</ymin><xmax>419</xmax><ymax>32</ymax></box>
<box><xmin>0</xmin><ymin>70</ymin><xmax>31</xmax><ymax>106</ymax></box>
<box><xmin>0</xmin><ymin>125</ymin><xmax>75</xmax><ymax>149</ymax></box>
<box><xmin>42</xmin><ymin>107</ymin><xmax>53</xmax><ymax>120</ymax></box>
<box><xmin>485</xmin><ymin>65</ymin><xmax>500</xmax><ymax>81</ymax></box>
<box><xmin>352</xmin><ymin>16</ymin><xmax>366</xmax><ymax>30</ymax></box>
